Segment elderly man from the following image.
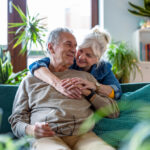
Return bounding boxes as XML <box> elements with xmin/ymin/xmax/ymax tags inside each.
<box><xmin>9</xmin><ymin>27</ymin><xmax>119</xmax><ymax>150</ymax></box>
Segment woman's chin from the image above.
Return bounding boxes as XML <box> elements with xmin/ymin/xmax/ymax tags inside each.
<box><xmin>76</xmin><ymin>62</ymin><xmax>87</xmax><ymax>68</ymax></box>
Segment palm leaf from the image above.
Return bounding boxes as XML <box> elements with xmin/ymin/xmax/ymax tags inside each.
<box><xmin>144</xmin><ymin>0</ymin><xmax>150</xmax><ymax>10</ymax></box>
<box><xmin>12</xmin><ymin>3</ymin><xmax>27</xmax><ymax>22</ymax></box>
<box><xmin>8</xmin><ymin>23</ymin><xmax>26</xmax><ymax>28</ymax></box>
<box><xmin>19</xmin><ymin>41</ymin><xmax>28</xmax><ymax>55</ymax></box>
<box><xmin>8</xmin><ymin>3</ymin><xmax>47</xmax><ymax>55</ymax></box>
<box><xmin>15</xmin><ymin>26</ymin><xmax>25</xmax><ymax>34</ymax></box>
<box><xmin>13</xmin><ymin>31</ymin><xmax>26</xmax><ymax>48</ymax></box>
<box><xmin>128</xmin><ymin>9</ymin><xmax>150</xmax><ymax>17</ymax></box>
<box><xmin>128</xmin><ymin>1</ymin><xmax>150</xmax><ymax>14</ymax></box>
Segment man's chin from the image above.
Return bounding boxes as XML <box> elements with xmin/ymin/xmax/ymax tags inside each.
<box><xmin>66</xmin><ymin>60</ymin><xmax>74</xmax><ymax>66</ymax></box>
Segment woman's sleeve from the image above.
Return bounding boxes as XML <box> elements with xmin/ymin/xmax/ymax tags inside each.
<box><xmin>100</xmin><ymin>62</ymin><xmax>122</xmax><ymax>99</ymax></box>
<box><xmin>85</xmin><ymin>74</ymin><xmax>119</xmax><ymax>118</ymax></box>
<box><xmin>105</xmin><ymin>71</ymin><xmax>122</xmax><ymax>99</ymax></box>
<box><xmin>29</xmin><ymin>57</ymin><xmax>50</xmax><ymax>75</ymax></box>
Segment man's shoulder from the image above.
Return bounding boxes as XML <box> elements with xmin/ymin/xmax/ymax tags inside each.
<box><xmin>68</xmin><ymin>69</ymin><xmax>95</xmax><ymax>80</ymax></box>
<box><xmin>21</xmin><ymin>74</ymin><xmax>41</xmax><ymax>85</ymax></box>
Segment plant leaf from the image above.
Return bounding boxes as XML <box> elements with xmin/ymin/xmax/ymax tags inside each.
<box><xmin>128</xmin><ymin>9</ymin><xmax>150</xmax><ymax>17</ymax></box>
<box><xmin>12</xmin><ymin>3</ymin><xmax>27</xmax><ymax>22</ymax></box>
<box><xmin>128</xmin><ymin>1</ymin><xmax>150</xmax><ymax>14</ymax></box>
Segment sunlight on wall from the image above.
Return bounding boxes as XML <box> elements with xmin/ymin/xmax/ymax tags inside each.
<box><xmin>0</xmin><ymin>0</ymin><xmax>7</xmax><ymax>46</ymax></box>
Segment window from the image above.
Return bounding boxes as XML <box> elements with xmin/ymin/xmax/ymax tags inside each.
<box><xmin>0</xmin><ymin>0</ymin><xmax>8</xmax><ymax>47</ymax></box>
<box><xmin>7</xmin><ymin>0</ymin><xmax>98</xmax><ymax>71</ymax></box>
<box><xmin>27</xmin><ymin>0</ymin><xmax>91</xmax><ymax>66</ymax></box>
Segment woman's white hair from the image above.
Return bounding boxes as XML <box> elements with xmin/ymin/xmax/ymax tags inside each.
<box><xmin>78</xmin><ymin>25</ymin><xmax>111</xmax><ymax>60</ymax></box>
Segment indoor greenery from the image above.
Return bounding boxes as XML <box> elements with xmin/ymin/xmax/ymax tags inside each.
<box><xmin>0</xmin><ymin>134</ymin><xmax>29</xmax><ymax>150</ymax></box>
<box><xmin>128</xmin><ymin>0</ymin><xmax>150</xmax><ymax>17</ymax></box>
<box><xmin>120</xmin><ymin>105</ymin><xmax>150</xmax><ymax>150</ymax></box>
<box><xmin>8</xmin><ymin>3</ymin><xmax>47</xmax><ymax>55</ymax></box>
<box><xmin>0</xmin><ymin>48</ymin><xmax>28</xmax><ymax>84</ymax></box>
<box><xmin>107</xmin><ymin>41</ymin><xmax>142</xmax><ymax>83</ymax></box>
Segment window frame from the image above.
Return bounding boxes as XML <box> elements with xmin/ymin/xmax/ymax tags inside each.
<box><xmin>8</xmin><ymin>0</ymin><xmax>99</xmax><ymax>72</ymax></box>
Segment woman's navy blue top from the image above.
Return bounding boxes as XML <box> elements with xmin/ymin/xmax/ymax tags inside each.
<box><xmin>29</xmin><ymin>57</ymin><xmax>122</xmax><ymax>99</ymax></box>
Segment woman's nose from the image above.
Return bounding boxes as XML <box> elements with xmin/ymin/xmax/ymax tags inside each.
<box><xmin>79</xmin><ymin>53</ymin><xmax>86</xmax><ymax>59</ymax></box>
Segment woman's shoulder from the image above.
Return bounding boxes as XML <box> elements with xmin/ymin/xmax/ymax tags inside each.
<box><xmin>89</xmin><ymin>60</ymin><xmax>112</xmax><ymax>80</ymax></box>
<box><xmin>97</xmin><ymin>60</ymin><xmax>112</xmax><ymax>71</ymax></box>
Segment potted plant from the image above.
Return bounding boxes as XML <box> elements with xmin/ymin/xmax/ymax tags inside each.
<box><xmin>128</xmin><ymin>0</ymin><xmax>150</xmax><ymax>28</ymax></box>
<box><xmin>0</xmin><ymin>134</ymin><xmax>29</xmax><ymax>150</ymax></box>
<box><xmin>128</xmin><ymin>0</ymin><xmax>150</xmax><ymax>17</ymax></box>
<box><xmin>106</xmin><ymin>41</ymin><xmax>142</xmax><ymax>83</ymax></box>
<box><xmin>0</xmin><ymin>48</ymin><xmax>28</xmax><ymax>84</ymax></box>
<box><xmin>8</xmin><ymin>3</ymin><xmax>47</xmax><ymax>55</ymax></box>
<box><xmin>120</xmin><ymin>105</ymin><xmax>150</xmax><ymax>150</ymax></box>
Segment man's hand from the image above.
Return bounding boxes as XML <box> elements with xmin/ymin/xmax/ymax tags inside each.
<box><xmin>26</xmin><ymin>122</ymin><xmax>55</xmax><ymax>138</ymax></box>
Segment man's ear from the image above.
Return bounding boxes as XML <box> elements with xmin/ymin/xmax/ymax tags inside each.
<box><xmin>48</xmin><ymin>43</ymin><xmax>55</xmax><ymax>54</ymax></box>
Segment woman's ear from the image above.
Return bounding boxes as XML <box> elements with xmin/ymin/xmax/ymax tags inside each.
<box><xmin>48</xmin><ymin>43</ymin><xmax>55</xmax><ymax>54</ymax></box>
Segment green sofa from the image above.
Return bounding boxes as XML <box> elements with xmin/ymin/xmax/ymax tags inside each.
<box><xmin>0</xmin><ymin>82</ymin><xmax>150</xmax><ymax>146</ymax></box>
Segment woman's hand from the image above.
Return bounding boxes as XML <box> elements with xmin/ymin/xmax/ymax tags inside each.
<box><xmin>55</xmin><ymin>79</ymin><xmax>82</xmax><ymax>99</ymax></box>
<box><xmin>61</xmin><ymin>77</ymin><xmax>96</xmax><ymax>91</ymax></box>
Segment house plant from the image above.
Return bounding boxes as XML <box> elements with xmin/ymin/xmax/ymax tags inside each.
<box><xmin>0</xmin><ymin>134</ymin><xmax>29</xmax><ymax>150</ymax></box>
<box><xmin>106</xmin><ymin>40</ymin><xmax>142</xmax><ymax>83</ymax></box>
<box><xmin>128</xmin><ymin>0</ymin><xmax>150</xmax><ymax>28</ymax></box>
<box><xmin>128</xmin><ymin>0</ymin><xmax>150</xmax><ymax>17</ymax></box>
<box><xmin>0</xmin><ymin>48</ymin><xmax>28</xmax><ymax>84</ymax></box>
<box><xmin>8</xmin><ymin>3</ymin><xmax>47</xmax><ymax>55</ymax></box>
<box><xmin>120</xmin><ymin>105</ymin><xmax>150</xmax><ymax>150</ymax></box>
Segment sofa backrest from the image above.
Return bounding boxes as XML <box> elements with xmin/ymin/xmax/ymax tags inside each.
<box><xmin>121</xmin><ymin>82</ymin><xmax>150</xmax><ymax>93</ymax></box>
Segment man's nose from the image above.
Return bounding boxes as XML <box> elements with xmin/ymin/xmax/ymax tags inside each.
<box><xmin>71</xmin><ymin>46</ymin><xmax>76</xmax><ymax>53</ymax></box>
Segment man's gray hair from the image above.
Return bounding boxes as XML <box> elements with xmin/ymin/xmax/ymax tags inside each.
<box><xmin>46</xmin><ymin>27</ymin><xmax>73</xmax><ymax>52</ymax></box>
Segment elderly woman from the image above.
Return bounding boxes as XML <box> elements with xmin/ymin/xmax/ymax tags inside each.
<box><xmin>29</xmin><ymin>26</ymin><xmax>122</xmax><ymax>100</ymax></box>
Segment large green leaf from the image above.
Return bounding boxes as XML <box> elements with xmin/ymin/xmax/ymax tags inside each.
<box><xmin>128</xmin><ymin>9</ymin><xmax>150</xmax><ymax>17</ymax></box>
<box><xmin>128</xmin><ymin>2</ymin><xmax>150</xmax><ymax>14</ymax></box>
<box><xmin>12</xmin><ymin>3</ymin><xmax>27</xmax><ymax>22</ymax></box>
<box><xmin>144</xmin><ymin>0</ymin><xmax>150</xmax><ymax>10</ymax></box>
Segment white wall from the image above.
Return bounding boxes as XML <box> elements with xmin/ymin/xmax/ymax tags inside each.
<box><xmin>102</xmin><ymin>0</ymin><xmax>143</xmax><ymax>44</ymax></box>
<box><xmin>101</xmin><ymin>0</ymin><xmax>150</xmax><ymax>83</ymax></box>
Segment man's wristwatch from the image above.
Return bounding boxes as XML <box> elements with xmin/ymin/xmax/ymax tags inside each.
<box><xmin>85</xmin><ymin>90</ymin><xmax>96</xmax><ymax>101</ymax></box>
<box><xmin>95</xmin><ymin>82</ymin><xmax>101</xmax><ymax>92</ymax></box>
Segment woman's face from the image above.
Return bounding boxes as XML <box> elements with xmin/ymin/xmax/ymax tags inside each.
<box><xmin>76</xmin><ymin>47</ymin><xmax>99</xmax><ymax>71</ymax></box>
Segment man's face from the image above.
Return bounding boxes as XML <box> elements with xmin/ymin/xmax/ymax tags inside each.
<box><xmin>53</xmin><ymin>32</ymin><xmax>77</xmax><ymax>67</ymax></box>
